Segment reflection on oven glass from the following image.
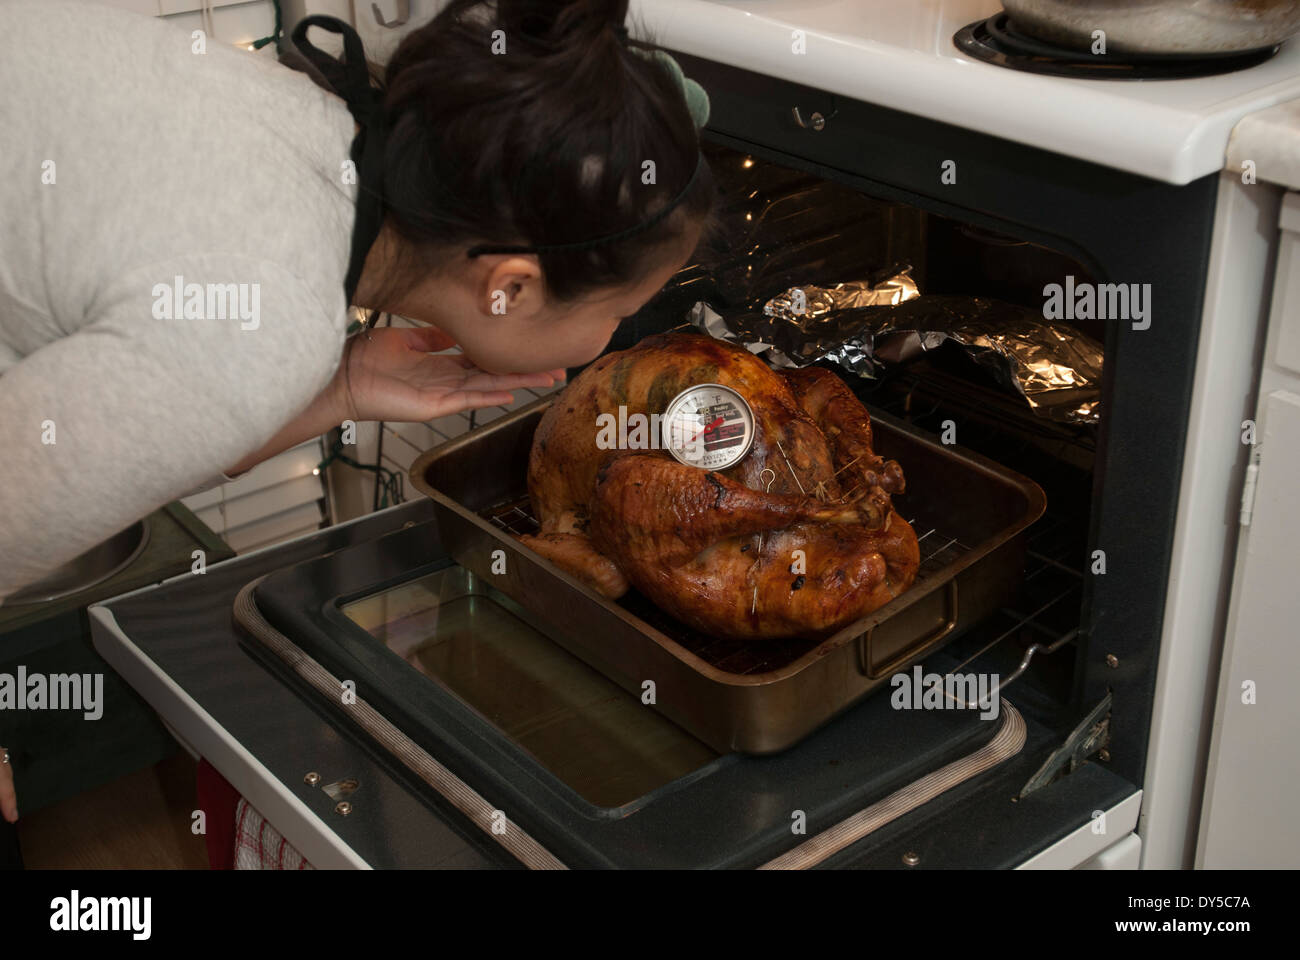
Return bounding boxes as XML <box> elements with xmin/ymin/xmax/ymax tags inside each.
<box><xmin>341</xmin><ymin>566</ymin><xmax>719</xmax><ymax>809</ymax></box>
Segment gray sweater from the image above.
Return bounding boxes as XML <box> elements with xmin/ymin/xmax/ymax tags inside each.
<box><xmin>0</xmin><ymin>0</ymin><xmax>358</xmax><ymax>600</ymax></box>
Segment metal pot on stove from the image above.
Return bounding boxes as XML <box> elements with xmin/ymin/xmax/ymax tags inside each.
<box><xmin>1000</xmin><ymin>0</ymin><xmax>1300</xmax><ymax>55</ymax></box>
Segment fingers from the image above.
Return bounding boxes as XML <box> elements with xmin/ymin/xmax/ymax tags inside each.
<box><xmin>464</xmin><ymin>391</ymin><xmax>515</xmax><ymax>407</ymax></box>
<box><xmin>460</xmin><ymin>368</ymin><xmax>561</xmax><ymax>393</ymax></box>
<box><xmin>0</xmin><ymin>749</ymin><xmax>16</xmax><ymax>823</ymax></box>
<box><xmin>436</xmin><ymin>389</ymin><xmax>515</xmax><ymax>415</ymax></box>
<box><xmin>437</xmin><ymin>369</ymin><xmax>563</xmax><ymax>417</ymax></box>
<box><xmin>439</xmin><ymin>357</ymin><xmax>557</xmax><ymax>391</ymax></box>
<box><xmin>405</xmin><ymin>354</ymin><xmax>568</xmax><ymax>421</ymax></box>
<box><xmin>444</xmin><ymin>355</ymin><xmax>567</xmax><ymax>387</ymax></box>
<box><xmin>392</xmin><ymin>328</ymin><xmax>570</xmax><ymax>387</ymax></box>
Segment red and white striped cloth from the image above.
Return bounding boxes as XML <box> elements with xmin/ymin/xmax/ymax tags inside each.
<box><xmin>233</xmin><ymin>798</ymin><xmax>314</xmax><ymax>871</ymax></box>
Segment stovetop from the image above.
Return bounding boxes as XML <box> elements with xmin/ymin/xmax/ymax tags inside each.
<box><xmin>634</xmin><ymin>0</ymin><xmax>1300</xmax><ymax>183</ymax></box>
<box><xmin>955</xmin><ymin>13</ymin><xmax>1281</xmax><ymax>79</ymax></box>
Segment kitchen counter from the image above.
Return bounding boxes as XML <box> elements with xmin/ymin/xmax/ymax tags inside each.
<box><xmin>1227</xmin><ymin>96</ymin><xmax>1300</xmax><ymax>191</ymax></box>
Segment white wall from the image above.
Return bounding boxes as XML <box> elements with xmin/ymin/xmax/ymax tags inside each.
<box><xmin>85</xmin><ymin>0</ymin><xmax>279</xmax><ymax>48</ymax></box>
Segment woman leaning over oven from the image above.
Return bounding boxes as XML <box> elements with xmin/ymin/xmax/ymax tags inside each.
<box><xmin>0</xmin><ymin>0</ymin><xmax>717</xmax><ymax>826</ymax></box>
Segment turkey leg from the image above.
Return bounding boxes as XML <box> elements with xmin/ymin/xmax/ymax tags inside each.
<box><xmin>587</xmin><ymin>453</ymin><xmax>887</xmax><ymax>568</ymax></box>
<box><xmin>514</xmin><ymin>530</ymin><xmax>631</xmax><ymax>598</ymax></box>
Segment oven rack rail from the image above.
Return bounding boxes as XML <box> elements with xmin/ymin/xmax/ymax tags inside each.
<box><xmin>863</xmin><ymin>362</ymin><xmax>1090</xmax><ymax>703</ymax></box>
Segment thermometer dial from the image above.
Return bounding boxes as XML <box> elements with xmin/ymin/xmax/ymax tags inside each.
<box><xmin>661</xmin><ymin>383</ymin><xmax>756</xmax><ymax>470</ymax></box>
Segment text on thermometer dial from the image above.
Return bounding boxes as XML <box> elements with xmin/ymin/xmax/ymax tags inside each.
<box><xmin>661</xmin><ymin>383</ymin><xmax>756</xmax><ymax>470</ymax></box>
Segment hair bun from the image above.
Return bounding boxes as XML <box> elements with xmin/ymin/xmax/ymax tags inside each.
<box><xmin>498</xmin><ymin>0</ymin><xmax>630</xmax><ymax>45</ymax></box>
<box><xmin>629</xmin><ymin>47</ymin><xmax>711</xmax><ymax>129</ymax></box>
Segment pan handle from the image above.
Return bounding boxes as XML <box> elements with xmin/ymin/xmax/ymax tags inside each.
<box><xmin>856</xmin><ymin>580</ymin><xmax>958</xmax><ymax>679</ymax></box>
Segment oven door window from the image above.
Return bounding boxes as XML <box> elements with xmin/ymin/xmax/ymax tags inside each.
<box><xmin>341</xmin><ymin>565</ymin><xmax>719</xmax><ymax>810</ymax></box>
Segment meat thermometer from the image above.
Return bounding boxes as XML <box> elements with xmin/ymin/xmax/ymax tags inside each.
<box><xmin>661</xmin><ymin>383</ymin><xmax>756</xmax><ymax>470</ymax></box>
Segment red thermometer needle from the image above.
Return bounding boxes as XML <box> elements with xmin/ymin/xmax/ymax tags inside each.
<box><xmin>688</xmin><ymin>416</ymin><xmax>725</xmax><ymax>442</ymax></box>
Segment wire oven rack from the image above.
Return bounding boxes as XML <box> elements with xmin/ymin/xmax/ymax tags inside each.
<box><xmin>479</xmin><ymin>356</ymin><xmax>1090</xmax><ymax>690</ymax></box>
<box><xmin>863</xmin><ymin>361</ymin><xmax>1092</xmax><ymax>706</ymax></box>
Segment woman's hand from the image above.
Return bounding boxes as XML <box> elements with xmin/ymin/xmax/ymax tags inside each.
<box><xmin>331</xmin><ymin>324</ymin><xmax>564</xmax><ymax>424</ymax></box>
<box><xmin>0</xmin><ymin>748</ymin><xmax>15</xmax><ymax>823</ymax></box>
<box><xmin>226</xmin><ymin>324</ymin><xmax>562</xmax><ymax>478</ymax></box>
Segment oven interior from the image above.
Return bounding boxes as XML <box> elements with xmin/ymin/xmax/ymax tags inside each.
<box><xmin>609</xmin><ymin>139</ymin><xmax>1104</xmax><ymax>747</ymax></box>
<box><xmin>301</xmin><ymin>138</ymin><xmax>1110</xmax><ymax>841</ymax></box>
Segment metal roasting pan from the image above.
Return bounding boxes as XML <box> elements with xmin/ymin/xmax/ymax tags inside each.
<box><xmin>410</xmin><ymin>396</ymin><xmax>1046</xmax><ymax>754</ymax></box>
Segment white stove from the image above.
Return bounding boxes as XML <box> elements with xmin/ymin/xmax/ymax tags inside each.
<box><xmin>632</xmin><ymin>0</ymin><xmax>1300</xmax><ymax>183</ymax></box>
<box><xmin>350</xmin><ymin>0</ymin><xmax>1300</xmax><ymax>870</ymax></box>
<box><xmin>179</xmin><ymin>0</ymin><xmax>1300</xmax><ymax>871</ymax></box>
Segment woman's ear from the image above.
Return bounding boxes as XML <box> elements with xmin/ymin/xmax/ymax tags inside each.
<box><xmin>483</xmin><ymin>256</ymin><xmax>545</xmax><ymax>318</ymax></box>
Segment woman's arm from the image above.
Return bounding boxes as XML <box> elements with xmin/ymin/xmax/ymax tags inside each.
<box><xmin>221</xmin><ymin>343</ymin><xmax>355</xmax><ymax>477</ymax></box>
<box><xmin>224</xmin><ymin>325</ymin><xmax>563</xmax><ymax>476</ymax></box>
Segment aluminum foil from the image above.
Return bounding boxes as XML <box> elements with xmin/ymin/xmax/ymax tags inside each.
<box><xmin>690</xmin><ymin>277</ymin><xmax>1102</xmax><ymax>425</ymax></box>
<box><xmin>689</xmin><ymin>268</ymin><xmax>920</xmax><ymax>371</ymax></box>
<box><xmin>764</xmin><ymin>272</ymin><xmax>920</xmax><ymax>322</ymax></box>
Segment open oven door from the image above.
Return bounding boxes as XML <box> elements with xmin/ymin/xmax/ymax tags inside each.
<box><xmin>89</xmin><ymin>491</ymin><xmax>1144</xmax><ymax>870</ymax></box>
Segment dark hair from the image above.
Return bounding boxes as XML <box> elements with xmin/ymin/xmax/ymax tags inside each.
<box><xmin>353</xmin><ymin>0</ymin><xmax>721</xmax><ymax>307</ymax></box>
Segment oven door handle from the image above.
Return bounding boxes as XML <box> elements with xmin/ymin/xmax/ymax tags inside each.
<box><xmin>791</xmin><ymin>98</ymin><xmax>839</xmax><ymax>131</ymax></box>
<box><xmin>856</xmin><ymin>579</ymin><xmax>958</xmax><ymax>679</ymax></box>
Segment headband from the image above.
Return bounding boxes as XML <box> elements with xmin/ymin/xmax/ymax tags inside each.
<box><xmin>291</xmin><ymin>15</ymin><xmax>710</xmax><ymax>301</ymax></box>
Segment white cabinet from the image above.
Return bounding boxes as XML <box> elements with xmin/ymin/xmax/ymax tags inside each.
<box><xmin>1197</xmin><ymin>192</ymin><xmax>1300</xmax><ymax>868</ymax></box>
<box><xmin>1272</xmin><ymin>195</ymin><xmax>1300</xmax><ymax>377</ymax></box>
<box><xmin>84</xmin><ymin>0</ymin><xmax>280</xmax><ymax>47</ymax></box>
<box><xmin>78</xmin><ymin>0</ymin><xmax>161</xmax><ymax>14</ymax></box>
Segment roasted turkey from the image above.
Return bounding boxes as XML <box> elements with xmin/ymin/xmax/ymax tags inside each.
<box><xmin>517</xmin><ymin>332</ymin><xmax>920</xmax><ymax>641</ymax></box>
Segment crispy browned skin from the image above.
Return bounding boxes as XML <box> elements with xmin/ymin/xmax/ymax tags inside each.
<box><xmin>783</xmin><ymin>366</ymin><xmax>906</xmax><ymax>498</ymax></box>
<box><xmin>518</xmin><ymin>532</ymin><xmax>630</xmax><ymax>598</ymax></box>
<box><xmin>517</xmin><ymin>332</ymin><xmax>919</xmax><ymax>640</ymax></box>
